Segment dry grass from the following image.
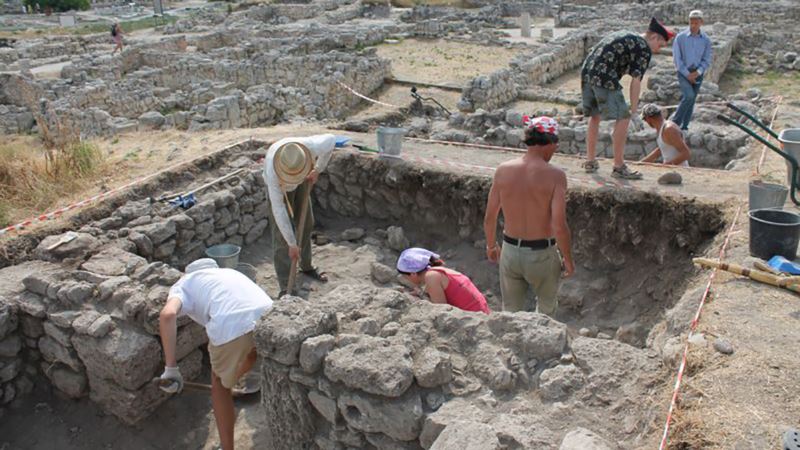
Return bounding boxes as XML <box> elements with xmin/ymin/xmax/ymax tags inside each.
<box><xmin>0</xmin><ymin>136</ymin><xmax>107</xmax><ymax>227</ymax></box>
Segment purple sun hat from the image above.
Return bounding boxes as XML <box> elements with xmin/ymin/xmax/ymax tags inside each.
<box><xmin>397</xmin><ymin>248</ymin><xmax>440</xmax><ymax>273</ymax></box>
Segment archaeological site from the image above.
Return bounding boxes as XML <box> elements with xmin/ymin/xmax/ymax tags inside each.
<box><xmin>0</xmin><ymin>0</ymin><xmax>799</xmax><ymax>448</ymax></box>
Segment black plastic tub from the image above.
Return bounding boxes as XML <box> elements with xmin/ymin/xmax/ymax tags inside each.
<box><xmin>749</xmin><ymin>208</ymin><xmax>800</xmax><ymax>260</ymax></box>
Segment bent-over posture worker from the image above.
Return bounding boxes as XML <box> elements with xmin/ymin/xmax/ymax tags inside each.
<box><xmin>581</xmin><ymin>17</ymin><xmax>674</xmax><ymax>179</ymax></box>
<box><xmin>639</xmin><ymin>103</ymin><xmax>691</xmax><ymax>166</ymax></box>
<box><xmin>397</xmin><ymin>247</ymin><xmax>491</xmax><ymax>314</ymax></box>
<box><xmin>484</xmin><ymin>116</ymin><xmax>574</xmax><ymax>316</ymax></box>
<box><xmin>263</xmin><ymin>134</ymin><xmax>336</xmax><ymax>297</ymax></box>
<box><xmin>158</xmin><ymin>258</ymin><xmax>273</xmax><ymax>450</ymax></box>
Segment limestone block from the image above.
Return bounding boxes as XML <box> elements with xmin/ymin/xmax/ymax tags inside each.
<box><xmin>35</xmin><ymin>232</ymin><xmax>100</xmax><ymax>261</ymax></box>
<box><xmin>47</xmin><ymin>366</ymin><xmax>87</xmax><ymax>398</ymax></box>
<box><xmin>43</xmin><ymin>321</ymin><xmax>73</xmax><ymax>347</ymax></box>
<box><xmin>138</xmin><ymin>111</ymin><xmax>166</xmax><ymax>130</ymax></box>
<box><xmin>299</xmin><ymin>334</ymin><xmax>335</xmax><ymax>373</ymax></box>
<box><xmin>39</xmin><ymin>336</ymin><xmax>82</xmax><ymax>372</ymax></box>
<box><xmin>19</xmin><ymin>315</ymin><xmax>43</xmax><ymax>338</ymax></box>
<box><xmin>132</xmin><ymin>221</ymin><xmax>176</xmax><ymax>245</ymax></box>
<box><xmin>153</xmin><ymin>240</ymin><xmax>177</xmax><ymax>260</ymax></box>
<box><xmin>559</xmin><ymin>427</ymin><xmax>613</xmax><ymax>450</ymax></box>
<box><xmin>0</xmin><ymin>359</ymin><xmax>20</xmax><ymax>384</ymax></box>
<box><xmin>72</xmin><ymin>310</ymin><xmax>102</xmax><ymax>334</ymax></box>
<box><xmin>486</xmin><ymin>312</ymin><xmax>567</xmax><ymax>361</ymax></box>
<box><xmin>0</xmin><ymin>336</ymin><xmax>22</xmax><ymax>358</ymax></box>
<box><xmin>128</xmin><ymin>231</ymin><xmax>153</xmax><ymax>257</ymax></box>
<box><xmin>338</xmin><ymin>390</ymin><xmax>423</xmax><ymax>441</ymax></box>
<box><xmin>82</xmin><ymin>247</ymin><xmax>147</xmax><ymax>276</ymax></box>
<box><xmin>87</xmin><ymin>348</ymin><xmax>202</xmax><ymax>425</ymax></box>
<box><xmin>72</xmin><ymin>327</ymin><xmax>162</xmax><ymax>390</ymax></box>
<box><xmin>97</xmin><ymin>276</ymin><xmax>131</xmax><ymax>301</ymax></box>
<box><xmin>370</xmin><ymin>262</ymin><xmax>396</xmax><ymax>284</ymax></box>
<box><xmin>0</xmin><ymin>304</ymin><xmax>18</xmax><ymax>340</ymax></box>
<box><xmin>261</xmin><ymin>360</ymin><xmax>316</xmax><ymax>450</ymax></box>
<box><xmin>47</xmin><ymin>311</ymin><xmax>80</xmax><ymax>328</ymax></box>
<box><xmin>325</xmin><ymin>337</ymin><xmax>413</xmax><ymax>398</ymax></box>
<box><xmin>430</xmin><ymin>421</ymin><xmax>501</xmax><ymax>450</ymax></box>
<box><xmin>386</xmin><ymin>226</ymin><xmax>409</xmax><ymax>252</ymax></box>
<box><xmin>175</xmin><ymin>322</ymin><xmax>208</xmax><ymax>361</ymax></box>
<box><xmin>539</xmin><ymin>364</ymin><xmax>585</xmax><ymax>401</ymax></box>
<box><xmin>412</xmin><ymin>347</ymin><xmax>453</xmax><ymax>388</ymax></box>
<box><xmin>254</xmin><ymin>298</ymin><xmax>337</xmax><ymax>366</ymax></box>
<box><xmin>87</xmin><ymin>315</ymin><xmax>115</xmax><ymax>338</ymax></box>
<box><xmin>308</xmin><ymin>390</ymin><xmax>339</xmax><ymax>424</ymax></box>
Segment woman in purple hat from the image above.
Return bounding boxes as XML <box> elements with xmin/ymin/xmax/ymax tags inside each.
<box><xmin>397</xmin><ymin>248</ymin><xmax>491</xmax><ymax>314</ymax></box>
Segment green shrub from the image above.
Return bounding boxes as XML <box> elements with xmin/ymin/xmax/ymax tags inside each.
<box><xmin>25</xmin><ymin>0</ymin><xmax>90</xmax><ymax>12</ymax></box>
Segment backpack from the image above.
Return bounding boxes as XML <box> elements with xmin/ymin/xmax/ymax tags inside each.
<box><xmin>111</xmin><ymin>25</ymin><xmax>117</xmax><ymax>37</ymax></box>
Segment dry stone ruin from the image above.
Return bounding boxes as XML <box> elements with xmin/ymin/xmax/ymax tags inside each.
<box><xmin>0</xmin><ymin>0</ymin><xmax>798</xmax><ymax>448</ymax></box>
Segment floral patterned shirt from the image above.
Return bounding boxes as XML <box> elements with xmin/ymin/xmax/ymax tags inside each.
<box><xmin>581</xmin><ymin>31</ymin><xmax>652</xmax><ymax>91</ymax></box>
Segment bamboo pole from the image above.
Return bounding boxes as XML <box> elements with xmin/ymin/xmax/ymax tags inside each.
<box><xmin>693</xmin><ymin>258</ymin><xmax>800</xmax><ymax>294</ymax></box>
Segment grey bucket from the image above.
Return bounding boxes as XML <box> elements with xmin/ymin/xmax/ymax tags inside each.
<box><xmin>778</xmin><ymin>128</ymin><xmax>800</xmax><ymax>186</ymax></box>
<box><xmin>236</xmin><ymin>263</ymin><xmax>257</xmax><ymax>282</ymax></box>
<box><xmin>376</xmin><ymin>127</ymin><xmax>406</xmax><ymax>158</ymax></box>
<box><xmin>749</xmin><ymin>180</ymin><xmax>788</xmax><ymax>211</ymax></box>
<box><xmin>205</xmin><ymin>244</ymin><xmax>241</xmax><ymax>269</ymax></box>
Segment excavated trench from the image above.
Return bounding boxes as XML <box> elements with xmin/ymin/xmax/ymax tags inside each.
<box><xmin>0</xmin><ymin>142</ymin><xmax>728</xmax><ymax>449</ymax></box>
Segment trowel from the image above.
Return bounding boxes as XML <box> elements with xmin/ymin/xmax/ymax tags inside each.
<box><xmin>46</xmin><ymin>231</ymin><xmax>78</xmax><ymax>251</ymax></box>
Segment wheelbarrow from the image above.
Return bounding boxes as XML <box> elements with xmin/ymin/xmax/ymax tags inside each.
<box><xmin>717</xmin><ymin>102</ymin><xmax>800</xmax><ymax>206</ymax></box>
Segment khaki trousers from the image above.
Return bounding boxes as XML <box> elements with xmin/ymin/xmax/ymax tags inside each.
<box><xmin>499</xmin><ymin>244</ymin><xmax>562</xmax><ymax>316</ymax></box>
<box><xmin>269</xmin><ymin>180</ymin><xmax>314</xmax><ymax>291</ymax></box>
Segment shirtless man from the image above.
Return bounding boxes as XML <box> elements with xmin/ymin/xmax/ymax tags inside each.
<box><xmin>483</xmin><ymin>116</ymin><xmax>574</xmax><ymax>316</ymax></box>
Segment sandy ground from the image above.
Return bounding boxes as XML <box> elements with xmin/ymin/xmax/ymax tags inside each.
<box><xmin>376</xmin><ymin>38</ymin><xmax>519</xmax><ymax>86</ymax></box>
<box><xmin>0</xmin><ymin>373</ymin><xmax>270</xmax><ymax>450</ymax></box>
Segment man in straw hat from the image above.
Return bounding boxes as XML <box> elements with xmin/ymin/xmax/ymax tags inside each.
<box><xmin>263</xmin><ymin>134</ymin><xmax>337</xmax><ymax>297</ymax></box>
<box><xmin>484</xmin><ymin>116</ymin><xmax>574</xmax><ymax>317</ymax></box>
<box><xmin>158</xmin><ymin>258</ymin><xmax>273</xmax><ymax>450</ymax></box>
<box><xmin>580</xmin><ymin>17</ymin><xmax>675</xmax><ymax>179</ymax></box>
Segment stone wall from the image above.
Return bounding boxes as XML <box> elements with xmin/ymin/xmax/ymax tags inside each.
<box><xmin>557</xmin><ymin>0</ymin><xmax>800</xmax><ymax>28</ymax></box>
<box><xmin>458</xmin><ymin>31</ymin><xmax>591</xmax><ymax>112</ymax></box>
<box><xmin>0</xmin><ymin>143</ymin><xmax>276</xmax><ymax>422</ymax></box>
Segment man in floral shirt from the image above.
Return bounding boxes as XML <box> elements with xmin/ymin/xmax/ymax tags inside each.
<box><xmin>581</xmin><ymin>18</ymin><xmax>674</xmax><ymax>179</ymax></box>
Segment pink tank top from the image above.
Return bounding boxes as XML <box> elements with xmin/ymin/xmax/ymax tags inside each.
<box><xmin>429</xmin><ymin>268</ymin><xmax>491</xmax><ymax>314</ymax></box>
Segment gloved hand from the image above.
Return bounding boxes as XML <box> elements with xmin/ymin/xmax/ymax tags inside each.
<box><xmin>159</xmin><ymin>366</ymin><xmax>183</xmax><ymax>394</ymax></box>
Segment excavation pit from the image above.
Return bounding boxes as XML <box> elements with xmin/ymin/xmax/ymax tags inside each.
<box><xmin>0</xmin><ymin>140</ymin><xmax>727</xmax><ymax>449</ymax></box>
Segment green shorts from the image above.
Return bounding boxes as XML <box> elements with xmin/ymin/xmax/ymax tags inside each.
<box><xmin>581</xmin><ymin>82</ymin><xmax>630</xmax><ymax>120</ymax></box>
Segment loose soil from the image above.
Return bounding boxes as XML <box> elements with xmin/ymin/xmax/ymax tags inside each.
<box><xmin>376</xmin><ymin>38</ymin><xmax>519</xmax><ymax>86</ymax></box>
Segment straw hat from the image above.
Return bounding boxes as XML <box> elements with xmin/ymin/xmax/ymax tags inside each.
<box><xmin>273</xmin><ymin>141</ymin><xmax>313</xmax><ymax>186</ymax></box>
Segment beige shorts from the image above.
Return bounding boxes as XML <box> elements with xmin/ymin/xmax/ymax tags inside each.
<box><xmin>208</xmin><ymin>332</ymin><xmax>255</xmax><ymax>389</ymax></box>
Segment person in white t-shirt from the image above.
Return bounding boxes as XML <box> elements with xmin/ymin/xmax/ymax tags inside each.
<box><xmin>158</xmin><ymin>258</ymin><xmax>273</xmax><ymax>450</ymax></box>
<box><xmin>263</xmin><ymin>134</ymin><xmax>336</xmax><ymax>296</ymax></box>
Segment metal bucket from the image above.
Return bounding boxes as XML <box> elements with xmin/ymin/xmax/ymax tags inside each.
<box><xmin>235</xmin><ymin>263</ymin><xmax>257</xmax><ymax>282</ymax></box>
<box><xmin>778</xmin><ymin>128</ymin><xmax>800</xmax><ymax>186</ymax></box>
<box><xmin>376</xmin><ymin>127</ymin><xmax>406</xmax><ymax>159</ymax></box>
<box><xmin>205</xmin><ymin>244</ymin><xmax>241</xmax><ymax>269</ymax></box>
<box><xmin>749</xmin><ymin>180</ymin><xmax>788</xmax><ymax>211</ymax></box>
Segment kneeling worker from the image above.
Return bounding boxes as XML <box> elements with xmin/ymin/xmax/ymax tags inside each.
<box><xmin>639</xmin><ymin>103</ymin><xmax>691</xmax><ymax>166</ymax></box>
<box><xmin>158</xmin><ymin>258</ymin><xmax>273</xmax><ymax>450</ymax></box>
<box><xmin>263</xmin><ymin>134</ymin><xmax>336</xmax><ymax>297</ymax></box>
<box><xmin>397</xmin><ymin>247</ymin><xmax>491</xmax><ymax>314</ymax></box>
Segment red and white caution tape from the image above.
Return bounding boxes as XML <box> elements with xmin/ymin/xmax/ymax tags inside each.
<box><xmin>658</xmin><ymin>204</ymin><xmax>743</xmax><ymax>450</ymax></box>
<box><xmin>336</xmin><ymin>80</ymin><xmax>402</xmax><ymax>109</ymax></box>
<box><xmin>0</xmin><ymin>138</ymin><xmax>254</xmax><ymax>237</ymax></box>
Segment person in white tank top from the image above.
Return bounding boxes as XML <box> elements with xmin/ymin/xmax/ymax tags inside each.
<box><xmin>639</xmin><ymin>103</ymin><xmax>691</xmax><ymax>167</ymax></box>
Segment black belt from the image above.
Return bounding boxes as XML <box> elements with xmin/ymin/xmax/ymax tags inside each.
<box><xmin>503</xmin><ymin>235</ymin><xmax>556</xmax><ymax>249</ymax></box>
